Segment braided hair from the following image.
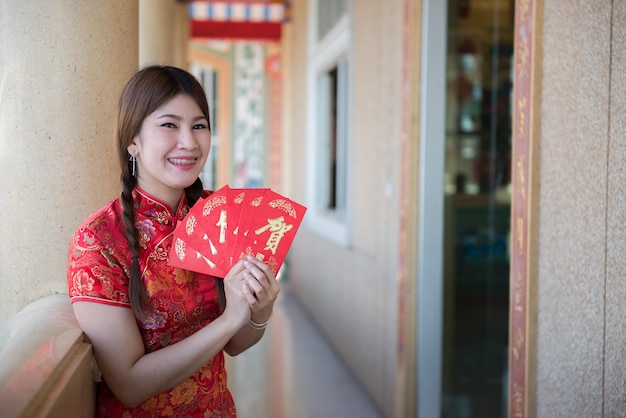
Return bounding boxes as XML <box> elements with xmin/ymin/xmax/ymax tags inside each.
<box><xmin>116</xmin><ymin>65</ymin><xmax>213</xmax><ymax>318</ymax></box>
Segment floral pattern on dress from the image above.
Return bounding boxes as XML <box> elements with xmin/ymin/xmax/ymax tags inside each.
<box><xmin>67</xmin><ymin>188</ymin><xmax>236</xmax><ymax>417</ymax></box>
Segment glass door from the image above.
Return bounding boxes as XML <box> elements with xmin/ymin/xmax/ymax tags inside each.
<box><xmin>417</xmin><ymin>0</ymin><xmax>514</xmax><ymax>417</ymax></box>
<box><xmin>441</xmin><ymin>0</ymin><xmax>514</xmax><ymax>417</ymax></box>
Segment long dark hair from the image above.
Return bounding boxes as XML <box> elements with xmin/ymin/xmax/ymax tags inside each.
<box><xmin>116</xmin><ymin>65</ymin><xmax>212</xmax><ymax>318</ymax></box>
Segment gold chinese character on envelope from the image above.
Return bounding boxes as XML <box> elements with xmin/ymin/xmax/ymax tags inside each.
<box><xmin>232</xmin><ymin>189</ymin><xmax>306</xmax><ymax>275</ymax></box>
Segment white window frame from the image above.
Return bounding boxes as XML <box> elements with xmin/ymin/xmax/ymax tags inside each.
<box><xmin>306</xmin><ymin>1</ymin><xmax>352</xmax><ymax>246</ymax></box>
<box><xmin>417</xmin><ymin>0</ymin><xmax>448</xmax><ymax>416</ymax></box>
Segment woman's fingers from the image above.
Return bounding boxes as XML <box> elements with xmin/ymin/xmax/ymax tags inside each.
<box><xmin>222</xmin><ymin>261</ymin><xmax>251</xmax><ymax>305</ymax></box>
<box><xmin>242</xmin><ymin>281</ymin><xmax>260</xmax><ymax>305</ymax></box>
<box><xmin>244</xmin><ymin>257</ymin><xmax>277</xmax><ymax>284</ymax></box>
<box><xmin>224</xmin><ymin>259</ymin><xmax>246</xmax><ymax>280</ymax></box>
<box><xmin>241</xmin><ymin>257</ymin><xmax>280</xmax><ymax>312</ymax></box>
<box><xmin>243</xmin><ymin>270</ymin><xmax>266</xmax><ymax>299</ymax></box>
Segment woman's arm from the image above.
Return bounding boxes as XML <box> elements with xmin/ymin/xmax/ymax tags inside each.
<box><xmin>72</xmin><ymin>260</ymin><xmax>252</xmax><ymax>407</ymax></box>
<box><xmin>225</xmin><ymin>256</ymin><xmax>280</xmax><ymax>356</ymax></box>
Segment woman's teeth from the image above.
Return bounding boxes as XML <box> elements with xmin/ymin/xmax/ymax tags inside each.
<box><xmin>169</xmin><ymin>158</ymin><xmax>196</xmax><ymax>166</ymax></box>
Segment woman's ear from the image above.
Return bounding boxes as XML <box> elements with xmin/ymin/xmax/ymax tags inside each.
<box><xmin>127</xmin><ymin>140</ymin><xmax>138</xmax><ymax>156</ymax></box>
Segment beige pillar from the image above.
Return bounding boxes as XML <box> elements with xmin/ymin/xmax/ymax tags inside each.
<box><xmin>0</xmin><ymin>1</ymin><xmax>139</xmax><ymax>323</ymax></box>
<box><xmin>139</xmin><ymin>0</ymin><xmax>190</xmax><ymax>68</ymax></box>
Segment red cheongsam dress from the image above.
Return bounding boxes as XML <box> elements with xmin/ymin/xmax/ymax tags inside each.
<box><xmin>67</xmin><ymin>187</ymin><xmax>236</xmax><ymax>417</ymax></box>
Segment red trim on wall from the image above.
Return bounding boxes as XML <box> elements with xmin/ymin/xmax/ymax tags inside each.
<box><xmin>267</xmin><ymin>53</ymin><xmax>282</xmax><ymax>191</ymax></box>
<box><xmin>397</xmin><ymin>0</ymin><xmax>412</xmax><ymax>363</ymax></box>
<box><xmin>191</xmin><ymin>21</ymin><xmax>282</xmax><ymax>41</ymax></box>
<box><xmin>509</xmin><ymin>1</ymin><xmax>535</xmax><ymax>417</ymax></box>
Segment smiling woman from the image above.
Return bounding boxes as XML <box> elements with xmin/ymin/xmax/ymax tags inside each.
<box><xmin>129</xmin><ymin>93</ymin><xmax>212</xmax><ymax>211</ymax></box>
<box><xmin>66</xmin><ymin>65</ymin><xmax>281</xmax><ymax>417</ymax></box>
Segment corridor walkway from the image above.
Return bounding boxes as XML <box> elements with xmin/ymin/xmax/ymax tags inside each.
<box><xmin>227</xmin><ymin>280</ymin><xmax>384</xmax><ymax>418</ymax></box>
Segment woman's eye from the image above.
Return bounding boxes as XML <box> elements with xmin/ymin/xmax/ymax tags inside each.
<box><xmin>193</xmin><ymin>124</ymin><xmax>208</xmax><ymax>130</ymax></box>
<box><xmin>162</xmin><ymin>122</ymin><xmax>176</xmax><ymax>128</ymax></box>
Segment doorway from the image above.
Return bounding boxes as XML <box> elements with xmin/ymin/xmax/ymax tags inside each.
<box><xmin>418</xmin><ymin>0</ymin><xmax>514</xmax><ymax>417</ymax></box>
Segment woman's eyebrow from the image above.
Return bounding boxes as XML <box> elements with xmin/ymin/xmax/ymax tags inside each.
<box><xmin>157</xmin><ymin>114</ymin><xmax>207</xmax><ymax>121</ymax></box>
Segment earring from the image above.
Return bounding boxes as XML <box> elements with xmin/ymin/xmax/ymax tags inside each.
<box><xmin>129</xmin><ymin>154</ymin><xmax>137</xmax><ymax>177</ymax></box>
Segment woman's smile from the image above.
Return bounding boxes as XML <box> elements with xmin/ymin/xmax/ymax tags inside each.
<box><xmin>168</xmin><ymin>156</ymin><xmax>199</xmax><ymax>170</ymax></box>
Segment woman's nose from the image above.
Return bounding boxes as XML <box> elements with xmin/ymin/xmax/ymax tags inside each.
<box><xmin>178</xmin><ymin>128</ymin><xmax>199</xmax><ymax>149</ymax></box>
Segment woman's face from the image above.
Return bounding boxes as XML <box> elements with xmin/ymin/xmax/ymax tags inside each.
<box><xmin>129</xmin><ymin>93</ymin><xmax>211</xmax><ymax>209</ymax></box>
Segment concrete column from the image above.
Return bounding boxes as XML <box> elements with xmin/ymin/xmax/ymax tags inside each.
<box><xmin>0</xmin><ymin>0</ymin><xmax>139</xmax><ymax>323</ymax></box>
<box><xmin>139</xmin><ymin>0</ymin><xmax>190</xmax><ymax>68</ymax></box>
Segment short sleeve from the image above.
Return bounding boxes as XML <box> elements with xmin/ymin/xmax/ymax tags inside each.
<box><xmin>67</xmin><ymin>213</ymin><xmax>132</xmax><ymax>308</ymax></box>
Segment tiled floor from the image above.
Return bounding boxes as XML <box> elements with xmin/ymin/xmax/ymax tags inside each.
<box><xmin>227</xmin><ymin>280</ymin><xmax>384</xmax><ymax>418</ymax></box>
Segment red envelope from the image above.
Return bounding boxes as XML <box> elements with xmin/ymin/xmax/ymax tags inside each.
<box><xmin>219</xmin><ymin>188</ymin><xmax>249</xmax><ymax>267</ymax></box>
<box><xmin>230</xmin><ymin>188</ymin><xmax>270</xmax><ymax>263</ymax></box>
<box><xmin>168</xmin><ymin>218</ymin><xmax>229</xmax><ymax>277</ymax></box>
<box><xmin>179</xmin><ymin>186</ymin><xmax>231</xmax><ymax>276</ymax></box>
<box><xmin>232</xmin><ymin>189</ymin><xmax>307</xmax><ymax>275</ymax></box>
<box><xmin>169</xmin><ymin>185</ymin><xmax>306</xmax><ymax>278</ymax></box>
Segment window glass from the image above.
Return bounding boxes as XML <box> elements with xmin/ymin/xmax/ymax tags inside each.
<box><xmin>441</xmin><ymin>0</ymin><xmax>514</xmax><ymax>416</ymax></box>
<box><xmin>307</xmin><ymin>0</ymin><xmax>351</xmax><ymax>244</ymax></box>
<box><xmin>317</xmin><ymin>0</ymin><xmax>347</xmax><ymax>40</ymax></box>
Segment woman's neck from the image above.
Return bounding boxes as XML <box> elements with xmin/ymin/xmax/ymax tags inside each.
<box><xmin>135</xmin><ymin>185</ymin><xmax>184</xmax><ymax>213</ymax></box>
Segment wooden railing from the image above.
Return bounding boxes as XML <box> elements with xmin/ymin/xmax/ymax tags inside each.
<box><xmin>0</xmin><ymin>294</ymin><xmax>95</xmax><ymax>417</ymax></box>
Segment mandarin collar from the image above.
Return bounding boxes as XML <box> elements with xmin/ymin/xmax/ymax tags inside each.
<box><xmin>132</xmin><ymin>187</ymin><xmax>189</xmax><ymax>226</ymax></box>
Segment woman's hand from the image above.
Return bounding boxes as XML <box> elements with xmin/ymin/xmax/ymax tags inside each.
<box><xmin>221</xmin><ymin>260</ymin><xmax>252</xmax><ymax>328</ymax></box>
<box><xmin>222</xmin><ymin>256</ymin><xmax>280</xmax><ymax>356</ymax></box>
<box><xmin>241</xmin><ymin>256</ymin><xmax>280</xmax><ymax>323</ymax></box>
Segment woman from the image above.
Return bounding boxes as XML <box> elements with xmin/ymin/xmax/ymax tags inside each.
<box><xmin>67</xmin><ymin>65</ymin><xmax>279</xmax><ymax>417</ymax></box>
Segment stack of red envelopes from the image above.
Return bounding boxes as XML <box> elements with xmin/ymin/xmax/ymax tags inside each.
<box><xmin>169</xmin><ymin>185</ymin><xmax>307</xmax><ymax>278</ymax></box>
